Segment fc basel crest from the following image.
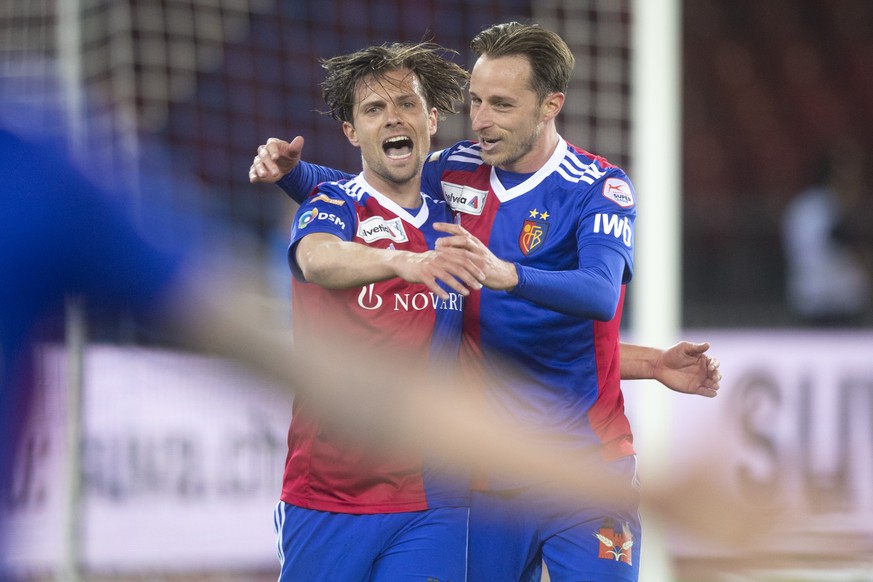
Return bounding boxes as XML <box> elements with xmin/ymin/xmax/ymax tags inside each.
<box><xmin>593</xmin><ymin>518</ymin><xmax>634</xmax><ymax>566</ymax></box>
<box><xmin>518</xmin><ymin>208</ymin><xmax>550</xmax><ymax>255</ymax></box>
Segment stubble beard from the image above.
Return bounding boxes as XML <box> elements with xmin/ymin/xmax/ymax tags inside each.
<box><xmin>482</xmin><ymin>122</ymin><xmax>541</xmax><ymax>171</ymax></box>
<box><xmin>374</xmin><ymin>157</ymin><xmax>422</xmax><ymax>188</ymax></box>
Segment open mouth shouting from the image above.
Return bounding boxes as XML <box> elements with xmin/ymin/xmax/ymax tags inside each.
<box><xmin>383</xmin><ymin>135</ymin><xmax>414</xmax><ymax>159</ymax></box>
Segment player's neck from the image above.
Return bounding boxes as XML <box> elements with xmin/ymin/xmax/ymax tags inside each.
<box><xmin>363</xmin><ymin>171</ymin><xmax>423</xmax><ymax>209</ymax></box>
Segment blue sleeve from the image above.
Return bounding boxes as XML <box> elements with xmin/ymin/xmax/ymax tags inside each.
<box><xmin>509</xmin><ymin>245</ymin><xmax>625</xmax><ymax>320</ymax></box>
<box><xmin>276</xmin><ymin>161</ymin><xmax>354</xmax><ymax>204</ymax></box>
<box><xmin>421</xmin><ymin>150</ymin><xmax>447</xmax><ymax>200</ymax></box>
<box><xmin>287</xmin><ymin>184</ymin><xmax>358</xmax><ymax>280</ymax></box>
<box><xmin>0</xmin><ymin>130</ymin><xmax>184</xmax><ymax>315</ymax></box>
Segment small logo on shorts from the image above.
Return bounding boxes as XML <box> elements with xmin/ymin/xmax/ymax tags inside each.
<box><xmin>593</xmin><ymin>518</ymin><xmax>634</xmax><ymax>566</ymax></box>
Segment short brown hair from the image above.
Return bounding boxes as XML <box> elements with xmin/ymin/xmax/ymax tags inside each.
<box><xmin>320</xmin><ymin>43</ymin><xmax>470</xmax><ymax>124</ymax></box>
<box><xmin>471</xmin><ymin>22</ymin><xmax>575</xmax><ymax>102</ymax></box>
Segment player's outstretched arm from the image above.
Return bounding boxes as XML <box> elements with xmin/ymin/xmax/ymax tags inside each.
<box><xmin>295</xmin><ymin>232</ymin><xmax>484</xmax><ymax>299</ymax></box>
<box><xmin>248</xmin><ymin>136</ymin><xmax>355</xmax><ymax>204</ymax></box>
<box><xmin>249</xmin><ymin>136</ymin><xmax>304</xmax><ymax>183</ymax></box>
<box><xmin>433</xmin><ymin>221</ymin><xmax>622</xmax><ymax>320</ymax></box>
<box><xmin>620</xmin><ymin>341</ymin><xmax>721</xmax><ymax>397</ymax></box>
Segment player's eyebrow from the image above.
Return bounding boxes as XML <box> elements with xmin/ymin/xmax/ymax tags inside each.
<box><xmin>358</xmin><ymin>95</ymin><xmax>386</xmax><ymax>107</ymax></box>
<box><xmin>470</xmin><ymin>89</ymin><xmax>516</xmax><ymax>104</ymax></box>
<box><xmin>359</xmin><ymin>92</ymin><xmax>418</xmax><ymax>110</ymax></box>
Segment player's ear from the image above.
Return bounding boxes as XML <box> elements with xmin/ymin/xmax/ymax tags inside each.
<box><xmin>428</xmin><ymin>107</ymin><xmax>438</xmax><ymax>137</ymax></box>
<box><xmin>540</xmin><ymin>92</ymin><xmax>564</xmax><ymax>122</ymax></box>
<box><xmin>343</xmin><ymin>121</ymin><xmax>360</xmax><ymax>147</ymax></box>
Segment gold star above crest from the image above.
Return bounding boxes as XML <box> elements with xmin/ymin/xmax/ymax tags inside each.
<box><xmin>539</xmin><ymin>211</ymin><xmax>550</xmax><ymax>220</ymax></box>
<box><xmin>529</xmin><ymin>209</ymin><xmax>539</xmax><ymax>218</ymax></box>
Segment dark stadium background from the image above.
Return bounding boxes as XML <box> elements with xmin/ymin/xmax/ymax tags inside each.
<box><xmin>145</xmin><ymin>0</ymin><xmax>873</xmax><ymax>328</ymax></box>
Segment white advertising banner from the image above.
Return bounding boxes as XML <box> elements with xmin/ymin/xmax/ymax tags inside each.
<box><xmin>2</xmin><ymin>344</ymin><xmax>294</xmax><ymax>574</ymax></box>
<box><xmin>2</xmin><ymin>331</ymin><xmax>872</xmax><ymax>574</ymax></box>
<box><xmin>624</xmin><ymin>329</ymin><xmax>873</xmax><ymax>562</ymax></box>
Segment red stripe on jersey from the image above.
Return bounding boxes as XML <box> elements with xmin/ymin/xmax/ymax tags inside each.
<box><xmin>446</xmin><ymin>164</ymin><xmax>496</xmax><ymax>378</ymax></box>
<box><xmin>446</xmin><ymin>165</ymin><xmax>501</xmax><ymax>490</ymax></box>
<box><xmin>567</xmin><ymin>143</ymin><xmax>618</xmax><ymax>170</ymax></box>
<box><xmin>588</xmin><ymin>285</ymin><xmax>635</xmax><ymax>460</ymax></box>
<box><xmin>451</xmin><ymin>164</ymin><xmax>497</xmax><ymax>379</ymax></box>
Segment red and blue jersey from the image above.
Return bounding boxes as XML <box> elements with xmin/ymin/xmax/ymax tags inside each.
<box><xmin>421</xmin><ymin>138</ymin><xmax>637</xmax><ymax>488</ymax></box>
<box><xmin>277</xmin><ymin>138</ymin><xmax>638</xmax><ymax>489</ymax></box>
<box><xmin>282</xmin><ymin>173</ymin><xmax>467</xmax><ymax>513</ymax></box>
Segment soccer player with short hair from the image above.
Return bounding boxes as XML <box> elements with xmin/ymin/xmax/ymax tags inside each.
<box><xmin>426</xmin><ymin>22</ymin><xmax>641</xmax><ymax>581</ymax></box>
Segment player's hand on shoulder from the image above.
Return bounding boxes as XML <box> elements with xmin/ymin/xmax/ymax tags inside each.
<box><xmin>390</xmin><ymin>247</ymin><xmax>484</xmax><ymax>300</ymax></box>
<box><xmin>249</xmin><ymin>136</ymin><xmax>304</xmax><ymax>183</ymax></box>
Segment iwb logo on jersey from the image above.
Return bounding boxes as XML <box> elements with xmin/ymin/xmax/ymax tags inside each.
<box><xmin>441</xmin><ymin>182</ymin><xmax>487</xmax><ymax>215</ymax></box>
<box><xmin>601</xmin><ymin>178</ymin><xmax>634</xmax><ymax>208</ymax></box>
<box><xmin>357</xmin><ymin>216</ymin><xmax>408</xmax><ymax>243</ymax></box>
<box><xmin>593</xmin><ymin>214</ymin><xmax>632</xmax><ymax>247</ymax></box>
<box><xmin>297</xmin><ymin>208</ymin><xmax>346</xmax><ymax>230</ymax></box>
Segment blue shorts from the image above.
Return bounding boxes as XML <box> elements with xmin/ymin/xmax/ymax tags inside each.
<box><xmin>468</xmin><ymin>455</ymin><xmax>641</xmax><ymax>582</ymax></box>
<box><xmin>274</xmin><ymin>501</ymin><xmax>469</xmax><ymax>582</ymax></box>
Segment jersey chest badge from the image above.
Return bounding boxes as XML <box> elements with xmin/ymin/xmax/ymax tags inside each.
<box><xmin>518</xmin><ymin>208</ymin><xmax>550</xmax><ymax>255</ymax></box>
